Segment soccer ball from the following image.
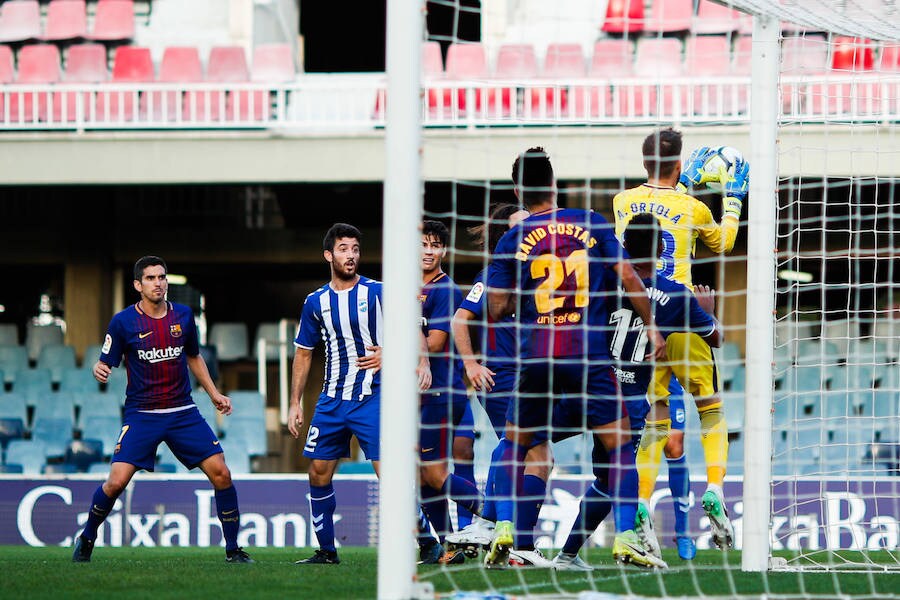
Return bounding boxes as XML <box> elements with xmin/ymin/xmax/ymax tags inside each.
<box><xmin>700</xmin><ymin>146</ymin><xmax>743</xmax><ymax>189</ymax></box>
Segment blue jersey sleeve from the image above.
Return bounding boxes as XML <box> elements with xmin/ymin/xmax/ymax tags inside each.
<box><xmin>686</xmin><ymin>294</ymin><xmax>717</xmax><ymax>337</ymax></box>
<box><xmin>183</xmin><ymin>310</ymin><xmax>200</xmax><ymax>357</ymax></box>
<box><xmin>592</xmin><ymin>211</ymin><xmax>628</xmax><ymax>264</ymax></box>
<box><xmin>99</xmin><ymin>315</ymin><xmax>125</xmax><ymax>367</ymax></box>
<box><xmin>294</xmin><ymin>295</ymin><xmax>321</xmax><ymax>349</ymax></box>
<box><xmin>487</xmin><ymin>231</ymin><xmax>517</xmax><ymax>292</ymax></box>
<box><xmin>458</xmin><ymin>271</ymin><xmax>486</xmax><ymax>319</ymax></box>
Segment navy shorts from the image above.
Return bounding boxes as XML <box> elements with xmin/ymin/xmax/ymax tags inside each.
<box><xmin>112</xmin><ymin>405</ymin><xmax>222</xmax><ymax>471</ymax></box>
<box><xmin>455</xmin><ymin>398</ymin><xmax>476</xmax><ymax>440</ymax></box>
<box><xmin>420</xmin><ymin>392</ymin><xmax>468</xmax><ymax>462</ymax></box>
<box><xmin>509</xmin><ymin>361</ymin><xmax>623</xmax><ymax>431</ymax></box>
<box><xmin>303</xmin><ymin>393</ymin><xmax>380</xmax><ymax>461</ymax></box>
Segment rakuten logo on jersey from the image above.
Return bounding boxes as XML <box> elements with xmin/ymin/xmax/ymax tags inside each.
<box><xmin>137</xmin><ymin>346</ymin><xmax>184</xmax><ymax>364</ymax></box>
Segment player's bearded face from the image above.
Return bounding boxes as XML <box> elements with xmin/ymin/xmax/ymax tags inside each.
<box><xmin>135</xmin><ymin>265</ymin><xmax>168</xmax><ymax>304</ymax></box>
<box><xmin>328</xmin><ymin>238</ymin><xmax>360</xmax><ymax>281</ymax></box>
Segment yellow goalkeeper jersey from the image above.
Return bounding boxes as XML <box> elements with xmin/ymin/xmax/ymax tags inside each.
<box><xmin>613</xmin><ymin>184</ymin><xmax>739</xmax><ymax>287</ymax></box>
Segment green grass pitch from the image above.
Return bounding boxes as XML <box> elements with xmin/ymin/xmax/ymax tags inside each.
<box><xmin>1</xmin><ymin>546</ymin><xmax>897</xmax><ymax>599</ymax></box>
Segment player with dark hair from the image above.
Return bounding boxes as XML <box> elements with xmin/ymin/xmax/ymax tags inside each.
<box><xmin>73</xmin><ymin>255</ymin><xmax>253</xmax><ymax>564</ymax></box>
<box><xmin>485</xmin><ymin>147</ymin><xmax>667</xmax><ymax>569</ymax></box>
<box><xmin>417</xmin><ymin>219</ymin><xmax>483</xmax><ymax>564</ymax></box>
<box><xmin>553</xmin><ymin>214</ymin><xmax>722</xmax><ymax>570</ymax></box>
<box><xmin>613</xmin><ymin>128</ymin><xmax>749</xmax><ymax>555</ymax></box>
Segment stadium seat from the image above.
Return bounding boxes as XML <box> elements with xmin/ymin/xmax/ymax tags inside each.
<box><xmin>103</xmin><ymin>368</ymin><xmax>128</xmax><ymax>403</ymax></box>
<box><xmin>82</xmin><ymin>343</ymin><xmax>106</xmax><ymax>368</ymax></box>
<box><xmin>0</xmin><ymin>324</ymin><xmax>18</xmax><ymax>345</ymax></box>
<box><xmin>632</xmin><ymin>37</ymin><xmax>683</xmax><ymax>117</ymax></box>
<box><xmin>59</xmin><ymin>367</ymin><xmax>99</xmax><ymax>395</ymax></box>
<box><xmin>224</xmin><ymin>416</ymin><xmax>266</xmax><ymax>457</ymax></box>
<box><xmin>0</xmin><ymin>45</ymin><xmax>13</xmax><ymax>118</ymax></box>
<box><xmin>32</xmin><ymin>392</ymin><xmax>75</xmax><ymax>423</ymax></box>
<box><xmin>31</xmin><ymin>416</ymin><xmax>73</xmax><ymax>457</ymax></box>
<box><xmin>872</xmin><ymin>390</ymin><xmax>898</xmax><ymax>419</ymax></box>
<box><xmin>0</xmin><ymin>464</ymin><xmax>24</xmax><ymax>473</ymax></box>
<box><xmin>645</xmin><ymin>0</ymin><xmax>693</xmax><ymax>33</ymax></box>
<box><xmin>64</xmin><ymin>438</ymin><xmax>104</xmax><ymax>472</ymax></box>
<box><xmin>821</xmin><ymin>37</ymin><xmax>878</xmax><ymax>115</ymax></box>
<box><xmin>157</xmin><ymin>443</ymin><xmax>190</xmax><ymax>472</ymax></box>
<box><xmin>572</xmin><ymin>39</ymin><xmax>633</xmax><ymax>118</ymax></box>
<box><xmin>152</xmin><ymin>46</ymin><xmax>204</xmax><ymax>122</ymax></box>
<box><xmin>42</xmin><ymin>0</ymin><xmax>87</xmax><ymax>41</ymax></box>
<box><xmin>5</xmin><ymin>439</ymin><xmax>48</xmax><ymax>474</ymax></box>
<box><xmin>444</xmin><ymin>43</ymin><xmax>488</xmax><ymax>117</ymax></box>
<box><xmin>8</xmin><ymin>44</ymin><xmax>61</xmax><ymax>123</ymax></box>
<box><xmin>693</xmin><ymin>0</ymin><xmax>743</xmax><ymax>34</ymax></box>
<box><xmin>227</xmin><ymin>390</ymin><xmax>265</xmax><ymax>420</ymax></box>
<box><xmin>715</xmin><ymin>341</ymin><xmax>742</xmax><ymax>387</ymax></box>
<box><xmin>0</xmin><ymin>417</ymin><xmax>25</xmax><ymax>449</ymax></box>
<box><xmin>25</xmin><ymin>323</ymin><xmax>64</xmax><ymax>362</ymax></box>
<box><xmin>206</xmin><ymin>46</ymin><xmax>250</xmax><ymax>121</ymax></box>
<box><xmin>14</xmin><ymin>368</ymin><xmax>53</xmax><ymax>405</ymax></box>
<box><xmin>55</xmin><ymin>43</ymin><xmax>108</xmax><ymax>123</ymax></box>
<box><xmin>602</xmin><ymin>0</ymin><xmax>644</xmax><ymax>34</ymax></box>
<box><xmin>77</xmin><ymin>392</ymin><xmax>121</xmax><ymax>426</ymax></box>
<box><xmin>684</xmin><ymin>36</ymin><xmax>732</xmax><ymax>116</ymax></box>
<box><xmin>80</xmin><ymin>415</ymin><xmax>121</xmax><ymax>455</ymax></box>
<box><xmin>87</xmin><ymin>461</ymin><xmax>111</xmax><ymax>474</ymax></box>
<box><xmin>36</xmin><ymin>343</ymin><xmax>76</xmax><ymax>384</ymax></box>
<box><xmin>539</xmin><ymin>43</ymin><xmax>585</xmax><ymax>118</ymax></box>
<box><xmin>0</xmin><ymin>345</ymin><xmax>28</xmax><ymax>384</ymax></box>
<box><xmin>250</xmin><ymin>43</ymin><xmax>295</xmax><ymax>121</ymax></box>
<box><xmin>217</xmin><ymin>438</ymin><xmax>250</xmax><ymax>474</ymax></box>
<box><xmin>198</xmin><ymin>344</ymin><xmax>219</xmax><ymax>382</ymax></box>
<box><xmin>191</xmin><ymin>389</ymin><xmax>220</xmax><ymax>433</ymax></box>
<box><xmin>821</xmin><ymin>319</ymin><xmax>859</xmax><ymax>360</ymax></box>
<box><xmin>209</xmin><ymin>322</ymin><xmax>249</xmax><ymax>361</ymax></box>
<box><xmin>0</xmin><ymin>0</ymin><xmax>41</xmax><ymax>43</ymax></box>
<box><xmin>0</xmin><ymin>392</ymin><xmax>28</xmax><ymax>427</ymax></box>
<box><xmin>252</xmin><ymin>322</ymin><xmax>282</xmax><ymax>362</ymax></box>
<box><xmin>87</xmin><ymin>0</ymin><xmax>135</xmax><ymax>41</ymax></box>
<box><xmin>491</xmin><ymin>43</ymin><xmax>538</xmax><ymax>118</ymax></box>
<box><xmin>878</xmin><ymin>43</ymin><xmax>900</xmax><ymax>71</ymax></box>
<box><xmin>781</xmin><ymin>35</ymin><xmax>829</xmax><ymax>114</ymax></box>
<box><xmin>42</xmin><ymin>462</ymin><xmax>79</xmax><ymax>475</ymax></box>
<box><xmin>97</xmin><ymin>46</ymin><xmax>153</xmax><ymax>122</ymax></box>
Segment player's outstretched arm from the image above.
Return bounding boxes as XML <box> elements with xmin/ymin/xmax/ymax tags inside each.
<box><xmin>288</xmin><ymin>346</ymin><xmax>313</xmax><ymax>438</ymax></box>
<box><xmin>187</xmin><ymin>354</ymin><xmax>232</xmax><ymax>415</ymax></box>
<box><xmin>615</xmin><ymin>260</ymin><xmax>667</xmax><ymax>362</ymax></box>
<box><xmin>92</xmin><ymin>360</ymin><xmax>111</xmax><ymax>383</ymax></box>
<box><xmin>452</xmin><ymin>307</ymin><xmax>496</xmax><ymax>392</ymax></box>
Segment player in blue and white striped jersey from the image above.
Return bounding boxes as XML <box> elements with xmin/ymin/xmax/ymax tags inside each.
<box><xmin>288</xmin><ymin>223</ymin><xmax>392</xmax><ymax>565</ymax></box>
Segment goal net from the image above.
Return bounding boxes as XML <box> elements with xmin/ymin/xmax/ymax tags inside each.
<box><xmin>380</xmin><ymin>0</ymin><xmax>900</xmax><ymax>597</ymax></box>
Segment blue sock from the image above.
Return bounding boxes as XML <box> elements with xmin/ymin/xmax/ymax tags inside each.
<box><xmin>215</xmin><ymin>485</ymin><xmax>241</xmax><ymax>552</ymax></box>
<box><xmin>492</xmin><ymin>438</ymin><xmax>526</xmax><ymax>523</ymax></box>
<box><xmin>562</xmin><ymin>479</ymin><xmax>612</xmax><ymax>555</ymax></box>
<box><xmin>454</xmin><ymin>461</ymin><xmax>476</xmax><ymax>528</ymax></box>
<box><xmin>514</xmin><ymin>474</ymin><xmax>546</xmax><ymax>549</ymax></box>
<box><xmin>667</xmin><ymin>453</ymin><xmax>690</xmax><ymax>536</ymax></box>
<box><xmin>420</xmin><ymin>484</ymin><xmax>450</xmax><ymax>543</ymax></box>
<box><xmin>81</xmin><ymin>486</ymin><xmax>116</xmax><ymax>542</ymax></box>
<box><xmin>447</xmin><ymin>473</ymin><xmax>482</xmax><ymax>517</ymax></box>
<box><xmin>417</xmin><ymin>507</ymin><xmax>437</xmax><ymax>546</ymax></box>
<box><xmin>309</xmin><ymin>483</ymin><xmax>337</xmax><ymax>552</ymax></box>
<box><xmin>607</xmin><ymin>441</ymin><xmax>639</xmax><ymax>533</ymax></box>
<box><xmin>480</xmin><ymin>443</ymin><xmax>503</xmax><ymax>522</ymax></box>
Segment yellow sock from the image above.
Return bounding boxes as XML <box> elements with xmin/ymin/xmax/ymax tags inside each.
<box><xmin>637</xmin><ymin>419</ymin><xmax>670</xmax><ymax>501</ymax></box>
<box><xmin>698</xmin><ymin>402</ymin><xmax>729</xmax><ymax>487</ymax></box>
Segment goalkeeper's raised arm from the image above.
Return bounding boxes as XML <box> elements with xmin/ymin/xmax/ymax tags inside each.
<box><xmin>612</xmin><ymin>127</ymin><xmax>748</xmax><ymax>288</ymax></box>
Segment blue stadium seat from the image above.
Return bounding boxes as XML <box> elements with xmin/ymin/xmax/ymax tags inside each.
<box><xmin>716</xmin><ymin>342</ymin><xmax>742</xmax><ymax>387</ymax></box>
<box><xmin>0</xmin><ymin>345</ymin><xmax>28</xmax><ymax>384</ymax></box>
<box><xmin>103</xmin><ymin>369</ymin><xmax>128</xmax><ymax>404</ymax></box>
<box><xmin>218</xmin><ymin>438</ymin><xmax>251</xmax><ymax>474</ymax></box>
<box><xmin>42</xmin><ymin>463</ymin><xmax>79</xmax><ymax>475</ymax></box>
<box><xmin>228</xmin><ymin>390</ymin><xmax>265</xmax><ymax>420</ymax></box>
<box><xmin>252</xmin><ymin>322</ymin><xmax>284</xmax><ymax>362</ymax></box>
<box><xmin>80</xmin><ymin>416</ymin><xmax>122</xmax><ymax>456</ymax></box>
<box><xmin>0</xmin><ymin>464</ymin><xmax>24</xmax><ymax>473</ymax></box>
<box><xmin>821</xmin><ymin>391</ymin><xmax>851</xmax><ymax>418</ymax></box>
<box><xmin>0</xmin><ymin>392</ymin><xmax>28</xmax><ymax>427</ymax></box>
<box><xmin>32</xmin><ymin>392</ymin><xmax>76</xmax><ymax>423</ymax></box>
<box><xmin>64</xmin><ymin>439</ymin><xmax>104</xmax><ymax>472</ymax></box>
<box><xmin>209</xmin><ymin>322</ymin><xmax>249</xmax><ymax>362</ymax></box>
<box><xmin>224</xmin><ymin>416</ymin><xmax>267</xmax><ymax>457</ymax></box>
<box><xmin>59</xmin><ymin>367</ymin><xmax>99</xmax><ymax>395</ymax></box>
<box><xmin>25</xmin><ymin>323</ymin><xmax>64</xmax><ymax>362</ymax></box>
<box><xmin>191</xmin><ymin>390</ymin><xmax>220</xmax><ymax>434</ymax></box>
<box><xmin>872</xmin><ymin>390</ymin><xmax>898</xmax><ymax>419</ymax></box>
<box><xmin>155</xmin><ymin>463</ymin><xmax>178</xmax><ymax>474</ymax></box>
<box><xmin>88</xmin><ymin>462</ymin><xmax>111</xmax><ymax>474</ymax></box>
<box><xmin>723</xmin><ymin>384</ymin><xmax>744</xmax><ymax>431</ymax></box>
<box><xmin>14</xmin><ymin>368</ymin><xmax>53</xmax><ymax>406</ymax></box>
<box><xmin>77</xmin><ymin>393</ymin><xmax>121</xmax><ymax>428</ymax></box>
<box><xmin>31</xmin><ymin>416</ymin><xmax>74</xmax><ymax>458</ymax></box>
<box><xmin>156</xmin><ymin>443</ymin><xmax>190</xmax><ymax>473</ymax></box>
<box><xmin>338</xmin><ymin>460</ymin><xmax>375</xmax><ymax>474</ymax></box>
<box><xmin>5</xmin><ymin>439</ymin><xmax>48</xmax><ymax>474</ymax></box>
<box><xmin>82</xmin><ymin>344</ymin><xmax>104</xmax><ymax>369</ymax></box>
<box><xmin>0</xmin><ymin>324</ymin><xmax>17</xmax><ymax>346</ymax></box>
<box><xmin>0</xmin><ymin>417</ymin><xmax>25</xmax><ymax>449</ymax></box>
<box><xmin>772</xmin><ymin>391</ymin><xmax>796</xmax><ymax>426</ymax></box>
<box><xmin>37</xmin><ymin>344</ymin><xmax>77</xmax><ymax>384</ymax></box>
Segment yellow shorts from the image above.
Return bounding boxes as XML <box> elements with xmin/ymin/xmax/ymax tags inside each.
<box><xmin>651</xmin><ymin>332</ymin><xmax>719</xmax><ymax>403</ymax></box>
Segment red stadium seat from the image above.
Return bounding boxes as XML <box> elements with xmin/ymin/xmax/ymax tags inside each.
<box><xmin>879</xmin><ymin>43</ymin><xmax>900</xmax><ymax>71</ymax></box>
<box><xmin>88</xmin><ymin>0</ymin><xmax>135</xmax><ymax>42</ymax></box>
<box><xmin>540</xmin><ymin>43</ymin><xmax>586</xmax><ymax>118</ymax></box>
<box><xmin>684</xmin><ymin>36</ymin><xmax>731</xmax><ymax>116</ymax></box>
<box><xmin>97</xmin><ymin>46</ymin><xmax>153</xmax><ymax>121</ymax></box>
<box><xmin>492</xmin><ymin>43</ymin><xmax>538</xmax><ymax>117</ymax></box>
<box><xmin>249</xmin><ymin>44</ymin><xmax>295</xmax><ymax>120</ymax></box>
<box><xmin>42</xmin><ymin>0</ymin><xmax>87</xmax><ymax>41</ymax></box>
<box><xmin>0</xmin><ymin>45</ymin><xmax>15</xmax><ymax>120</ymax></box>
<box><xmin>54</xmin><ymin>43</ymin><xmax>107</xmax><ymax>122</ymax></box>
<box><xmin>781</xmin><ymin>35</ymin><xmax>828</xmax><ymax>114</ymax></box>
<box><xmin>633</xmin><ymin>37</ymin><xmax>683</xmax><ymax>117</ymax></box>
<box><xmin>0</xmin><ymin>0</ymin><xmax>41</xmax><ymax>43</ymax></box>
<box><xmin>693</xmin><ymin>0</ymin><xmax>742</xmax><ymax>34</ymax></box>
<box><xmin>207</xmin><ymin>46</ymin><xmax>250</xmax><ymax>121</ymax></box>
<box><xmin>831</xmin><ymin>37</ymin><xmax>874</xmax><ymax>71</ymax></box>
<box><xmin>824</xmin><ymin>38</ymin><xmax>877</xmax><ymax>115</ymax></box>
<box><xmin>602</xmin><ymin>0</ymin><xmax>644</xmax><ymax>34</ymax></box>
<box><xmin>572</xmin><ymin>39</ymin><xmax>633</xmax><ymax>118</ymax></box>
<box><xmin>152</xmin><ymin>46</ymin><xmax>203</xmax><ymax>121</ymax></box>
<box><xmin>444</xmin><ymin>43</ymin><xmax>487</xmax><ymax>116</ymax></box>
<box><xmin>9</xmin><ymin>44</ymin><xmax>60</xmax><ymax>122</ymax></box>
<box><xmin>645</xmin><ymin>0</ymin><xmax>693</xmax><ymax>33</ymax></box>
<box><xmin>378</xmin><ymin>42</ymin><xmax>443</xmax><ymax>120</ymax></box>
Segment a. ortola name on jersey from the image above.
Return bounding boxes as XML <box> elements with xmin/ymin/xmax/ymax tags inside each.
<box><xmin>137</xmin><ymin>346</ymin><xmax>184</xmax><ymax>363</ymax></box>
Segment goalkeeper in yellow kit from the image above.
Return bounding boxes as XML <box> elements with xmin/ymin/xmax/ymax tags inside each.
<box><xmin>612</xmin><ymin>128</ymin><xmax>749</xmax><ymax>558</ymax></box>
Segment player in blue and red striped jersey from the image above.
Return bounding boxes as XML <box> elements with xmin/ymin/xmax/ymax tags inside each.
<box><xmin>72</xmin><ymin>256</ymin><xmax>252</xmax><ymax>564</ymax></box>
<box><xmin>484</xmin><ymin>147</ymin><xmax>667</xmax><ymax>569</ymax></box>
<box><xmin>417</xmin><ymin>220</ymin><xmax>483</xmax><ymax>564</ymax></box>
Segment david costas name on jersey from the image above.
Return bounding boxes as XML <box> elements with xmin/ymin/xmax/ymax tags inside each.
<box><xmin>513</xmin><ymin>223</ymin><xmax>598</xmax><ymax>261</ymax></box>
